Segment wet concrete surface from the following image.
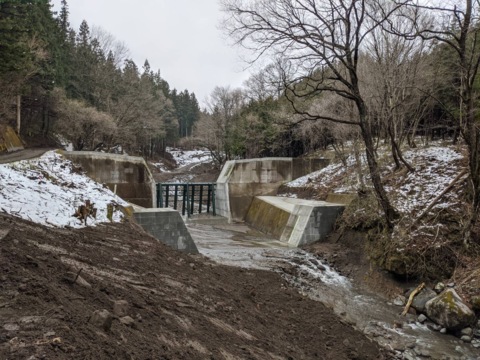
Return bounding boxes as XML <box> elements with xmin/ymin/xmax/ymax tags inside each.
<box><xmin>188</xmin><ymin>222</ymin><xmax>480</xmax><ymax>360</ymax></box>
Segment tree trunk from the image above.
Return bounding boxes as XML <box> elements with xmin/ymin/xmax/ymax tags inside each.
<box><xmin>358</xmin><ymin>106</ymin><xmax>398</xmax><ymax>229</ymax></box>
<box><xmin>388</xmin><ymin>121</ymin><xmax>414</xmax><ymax>172</ymax></box>
<box><xmin>16</xmin><ymin>95</ymin><xmax>21</xmax><ymax>135</ymax></box>
<box><xmin>353</xmin><ymin>139</ymin><xmax>366</xmax><ymax>191</ymax></box>
<box><xmin>464</xmin><ymin>93</ymin><xmax>480</xmax><ymax>242</ymax></box>
<box><xmin>389</xmin><ymin>122</ymin><xmax>401</xmax><ymax>170</ymax></box>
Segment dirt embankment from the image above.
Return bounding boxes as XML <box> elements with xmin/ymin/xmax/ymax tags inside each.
<box><xmin>0</xmin><ymin>214</ymin><xmax>389</xmax><ymax>360</ymax></box>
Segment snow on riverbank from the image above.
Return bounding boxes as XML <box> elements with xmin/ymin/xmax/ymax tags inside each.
<box><xmin>388</xmin><ymin>146</ymin><xmax>464</xmax><ymax>214</ymax></box>
<box><xmin>168</xmin><ymin>148</ymin><xmax>212</xmax><ymax>167</ymax></box>
<box><xmin>0</xmin><ymin>151</ymin><xmax>128</xmax><ymax>228</ymax></box>
<box><xmin>283</xmin><ymin>144</ymin><xmax>466</xmax><ymax>216</ymax></box>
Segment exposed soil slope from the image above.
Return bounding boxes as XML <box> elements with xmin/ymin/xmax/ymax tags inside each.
<box><xmin>0</xmin><ymin>214</ymin><xmax>388</xmax><ymax>360</ymax></box>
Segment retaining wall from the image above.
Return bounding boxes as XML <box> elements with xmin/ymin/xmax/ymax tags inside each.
<box><xmin>133</xmin><ymin>208</ymin><xmax>198</xmax><ymax>254</ymax></box>
<box><xmin>62</xmin><ymin>151</ymin><xmax>155</xmax><ymax>208</ymax></box>
<box><xmin>216</xmin><ymin>158</ymin><xmax>329</xmax><ymax>222</ymax></box>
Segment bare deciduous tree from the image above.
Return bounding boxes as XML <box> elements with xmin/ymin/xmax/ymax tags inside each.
<box><xmin>362</xmin><ymin>6</ymin><xmax>435</xmax><ymax>170</ymax></box>
<box><xmin>395</xmin><ymin>0</ymin><xmax>480</xmax><ymax>240</ymax></box>
<box><xmin>197</xmin><ymin>86</ymin><xmax>246</xmax><ymax>163</ymax></box>
<box><xmin>90</xmin><ymin>26</ymin><xmax>130</xmax><ymax>67</ymax></box>
<box><xmin>221</xmin><ymin>0</ymin><xmax>406</xmax><ymax>228</ymax></box>
<box><xmin>52</xmin><ymin>88</ymin><xmax>116</xmax><ymax>150</ymax></box>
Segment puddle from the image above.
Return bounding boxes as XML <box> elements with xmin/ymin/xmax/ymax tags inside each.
<box><xmin>188</xmin><ymin>222</ymin><xmax>480</xmax><ymax>360</ymax></box>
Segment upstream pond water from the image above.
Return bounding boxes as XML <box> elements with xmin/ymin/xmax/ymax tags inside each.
<box><xmin>187</xmin><ymin>221</ymin><xmax>480</xmax><ymax>360</ymax></box>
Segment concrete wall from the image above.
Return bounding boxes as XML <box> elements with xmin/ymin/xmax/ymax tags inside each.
<box><xmin>246</xmin><ymin>196</ymin><xmax>344</xmax><ymax>247</ymax></box>
<box><xmin>133</xmin><ymin>208</ymin><xmax>198</xmax><ymax>254</ymax></box>
<box><xmin>216</xmin><ymin>158</ymin><xmax>329</xmax><ymax>222</ymax></box>
<box><xmin>62</xmin><ymin>151</ymin><xmax>155</xmax><ymax>208</ymax></box>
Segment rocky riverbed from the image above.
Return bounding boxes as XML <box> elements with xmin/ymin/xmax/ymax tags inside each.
<box><xmin>188</xmin><ymin>221</ymin><xmax>480</xmax><ymax>360</ymax></box>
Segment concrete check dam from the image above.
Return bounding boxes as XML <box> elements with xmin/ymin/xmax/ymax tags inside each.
<box><xmin>135</xmin><ymin>157</ymin><xmax>347</xmax><ymax>254</ymax></box>
<box><xmin>65</xmin><ymin>153</ymin><xmax>347</xmax><ymax>253</ymax></box>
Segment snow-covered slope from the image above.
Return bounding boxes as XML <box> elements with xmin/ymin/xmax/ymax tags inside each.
<box><xmin>0</xmin><ymin>151</ymin><xmax>128</xmax><ymax>228</ymax></box>
<box><xmin>152</xmin><ymin>147</ymin><xmax>213</xmax><ymax>172</ymax></box>
<box><xmin>283</xmin><ymin>144</ymin><xmax>466</xmax><ymax>217</ymax></box>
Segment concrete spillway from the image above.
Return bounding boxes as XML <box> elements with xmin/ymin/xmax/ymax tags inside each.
<box><xmin>245</xmin><ymin>196</ymin><xmax>344</xmax><ymax>247</ymax></box>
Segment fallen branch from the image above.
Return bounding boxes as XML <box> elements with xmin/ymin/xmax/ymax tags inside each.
<box><xmin>73</xmin><ymin>268</ymin><xmax>83</xmax><ymax>285</ymax></box>
<box><xmin>459</xmin><ymin>268</ymin><xmax>480</xmax><ymax>286</ymax></box>
<box><xmin>402</xmin><ymin>282</ymin><xmax>425</xmax><ymax>316</ymax></box>
<box><xmin>413</xmin><ymin>169</ymin><xmax>468</xmax><ymax>225</ymax></box>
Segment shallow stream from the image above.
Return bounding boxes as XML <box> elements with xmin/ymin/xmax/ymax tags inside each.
<box><xmin>187</xmin><ymin>222</ymin><xmax>480</xmax><ymax>360</ymax></box>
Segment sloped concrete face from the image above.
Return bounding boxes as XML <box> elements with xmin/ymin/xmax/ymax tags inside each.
<box><xmin>133</xmin><ymin>208</ymin><xmax>198</xmax><ymax>254</ymax></box>
<box><xmin>245</xmin><ymin>196</ymin><xmax>344</xmax><ymax>247</ymax></box>
<box><xmin>245</xmin><ymin>197</ymin><xmax>291</xmax><ymax>239</ymax></box>
<box><xmin>62</xmin><ymin>151</ymin><xmax>155</xmax><ymax>208</ymax></box>
<box><xmin>216</xmin><ymin>158</ymin><xmax>329</xmax><ymax>222</ymax></box>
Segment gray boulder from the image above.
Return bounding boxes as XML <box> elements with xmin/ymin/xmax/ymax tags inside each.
<box><xmin>425</xmin><ymin>289</ymin><xmax>475</xmax><ymax>331</ymax></box>
<box><xmin>407</xmin><ymin>287</ymin><xmax>436</xmax><ymax>313</ymax></box>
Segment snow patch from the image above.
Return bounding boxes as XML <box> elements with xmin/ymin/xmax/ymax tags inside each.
<box><xmin>151</xmin><ymin>147</ymin><xmax>213</xmax><ymax>173</ymax></box>
<box><xmin>0</xmin><ymin>151</ymin><xmax>128</xmax><ymax>228</ymax></box>
<box><xmin>168</xmin><ymin>147</ymin><xmax>212</xmax><ymax>168</ymax></box>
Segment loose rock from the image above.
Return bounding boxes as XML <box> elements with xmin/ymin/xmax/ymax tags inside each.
<box><xmin>460</xmin><ymin>335</ymin><xmax>471</xmax><ymax>343</ymax></box>
<box><xmin>460</xmin><ymin>327</ymin><xmax>473</xmax><ymax>337</ymax></box>
<box><xmin>434</xmin><ymin>282</ymin><xmax>445</xmax><ymax>294</ymax></box>
<box><xmin>393</xmin><ymin>295</ymin><xmax>406</xmax><ymax>307</ymax></box>
<box><xmin>62</xmin><ymin>271</ymin><xmax>91</xmax><ymax>288</ymax></box>
<box><xmin>113</xmin><ymin>300</ymin><xmax>129</xmax><ymax>317</ymax></box>
<box><xmin>417</xmin><ymin>314</ymin><xmax>427</xmax><ymax>323</ymax></box>
<box><xmin>425</xmin><ymin>289</ymin><xmax>475</xmax><ymax>331</ymax></box>
<box><xmin>119</xmin><ymin>316</ymin><xmax>135</xmax><ymax>327</ymax></box>
<box><xmin>3</xmin><ymin>323</ymin><xmax>19</xmax><ymax>331</ymax></box>
<box><xmin>408</xmin><ymin>287</ymin><xmax>436</xmax><ymax>313</ymax></box>
<box><xmin>89</xmin><ymin>309</ymin><xmax>113</xmax><ymax>332</ymax></box>
<box><xmin>470</xmin><ymin>295</ymin><xmax>480</xmax><ymax>313</ymax></box>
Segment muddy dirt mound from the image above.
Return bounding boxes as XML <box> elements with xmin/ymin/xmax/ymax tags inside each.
<box><xmin>0</xmin><ymin>214</ymin><xmax>389</xmax><ymax>359</ymax></box>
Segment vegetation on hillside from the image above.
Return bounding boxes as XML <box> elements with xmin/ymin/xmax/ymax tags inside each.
<box><xmin>0</xmin><ymin>0</ymin><xmax>200</xmax><ymax>157</ymax></box>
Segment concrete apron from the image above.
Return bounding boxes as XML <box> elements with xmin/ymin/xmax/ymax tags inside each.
<box><xmin>245</xmin><ymin>196</ymin><xmax>344</xmax><ymax>247</ymax></box>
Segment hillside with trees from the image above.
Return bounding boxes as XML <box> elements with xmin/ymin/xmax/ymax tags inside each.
<box><xmin>0</xmin><ymin>0</ymin><xmax>200</xmax><ymax>157</ymax></box>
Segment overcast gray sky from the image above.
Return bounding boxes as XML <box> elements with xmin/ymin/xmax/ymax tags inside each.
<box><xmin>50</xmin><ymin>0</ymin><xmax>251</xmax><ymax>105</ymax></box>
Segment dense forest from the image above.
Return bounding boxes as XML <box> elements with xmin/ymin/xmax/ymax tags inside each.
<box><xmin>0</xmin><ymin>0</ymin><xmax>200</xmax><ymax>157</ymax></box>
<box><xmin>1</xmin><ymin>0</ymin><xmax>480</xmax><ymax>235</ymax></box>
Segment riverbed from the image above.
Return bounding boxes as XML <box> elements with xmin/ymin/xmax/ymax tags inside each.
<box><xmin>188</xmin><ymin>221</ymin><xmax>480</xmax><ymax>360</ymax></box>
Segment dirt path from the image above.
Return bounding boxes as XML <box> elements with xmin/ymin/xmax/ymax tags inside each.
<box><xmin>0</xmin><ymin>148</ymin><xmax>53</xmax><ymax>164</ymax></box>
